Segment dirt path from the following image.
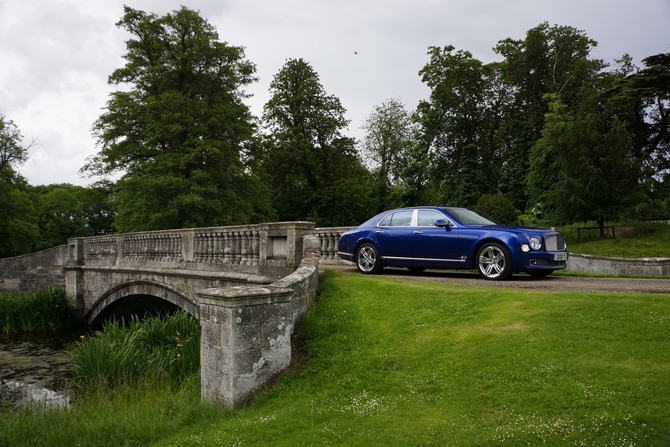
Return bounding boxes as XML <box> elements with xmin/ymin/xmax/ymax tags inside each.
<box><xmin>322</xmin><ymin>264</ymin><xmax>670</xmax><ymax>294</ymax></box>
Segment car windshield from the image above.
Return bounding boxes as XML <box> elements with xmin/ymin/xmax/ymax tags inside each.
<box><xmin>444</xmin><ymin>207</ymin><xmax>496</xmax><ymax>226</ymax></box>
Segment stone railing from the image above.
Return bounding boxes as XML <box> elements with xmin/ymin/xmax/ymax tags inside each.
<box><xmin>314</xmin><ymin>227</ymin><xmax>353</xmax><ymax>264</ymax></box>
<box><xmin>69</xmin><ymin>222</ymin><xmax>315</xmax><ymax>279</ymax></box>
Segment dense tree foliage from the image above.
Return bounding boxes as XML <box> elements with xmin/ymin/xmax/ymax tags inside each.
<box><xmin>261</xmin><ymin>58</ymin><xmax>372</xmax><ymax>226</ymax></box>
<box><xmin>83</xmin><ymin>6</ymin><xmax>271</xmax><ymax>232</ymax></box>
<box><xmin>494</xmin><ymin>23</ymin><xmax>607</xmax><ymax>210</ymax></box>
<box><xmin>527</xmin><ymin>94</ymin><xmax>642</xmax><ymax>234</ymax></box>
<box><xmin>413</xmin><ymin>46</ymin><xmax>507</xmax><ymax>208</ymax></box>
<box><xmin>2</xmin><ymin>10</ymin><xmax>669</xmax><ymax>258</ymax></box>
<box><xmin>360</xmin><ymin>98</ymin><xmax>414</xmax><ymax>213</ymax></box>
<box><xmin>0</xmin><ymin>116</ymin><xmax>39</xmax><ymax>257</ymax></box>
<box><xmin>29</xmin><ymin>183</ymin><xmax>116</xmax><ymax>250</ymax></box>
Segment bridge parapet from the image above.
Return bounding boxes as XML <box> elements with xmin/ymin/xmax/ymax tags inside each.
<box><xmin>69</xmin><ymin>222</ymin><xmax>314</xmax><ymax>278</ymax></box>
<box><xmin>314</xmin><ymin>226</ymin><xmax>353</xmax><ymax>264</ymax></box>
<box><xmin>65</xmin><ymin>222</ymin><xmax>315</xmax><ymax>322</ymax></box>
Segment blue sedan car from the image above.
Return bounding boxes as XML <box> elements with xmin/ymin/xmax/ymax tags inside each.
<box><xmin>337</xmin><ymin>206</ymin><xmax>568</xmax><ymax>280</ymax></box>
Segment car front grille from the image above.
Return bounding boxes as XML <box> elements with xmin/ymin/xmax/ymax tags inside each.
<box><xmin>545</xmin><ymin>234</ymin><xmax>566</xmax><ymax>251</ymax></box>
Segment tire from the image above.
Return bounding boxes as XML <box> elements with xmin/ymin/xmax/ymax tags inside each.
<box><xmin>527</xmin><ymin>270</ymin><xmax>553</xmax><ymax>278</ymax></box>
<box><xmin>356</xmin><ymin>243</ymin><xmax>382</xmax><ymax>274</ymax></box>
<box><xmin>476</xmin><ymin>242</ymin><xmax>513</xmax><ymax>280</ymax></box>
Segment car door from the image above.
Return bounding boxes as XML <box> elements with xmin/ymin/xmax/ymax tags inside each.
<box><xmin>411</xmin><ymin>209</ymin><xmax>465</xmax><ymax>267</ymax></box>
<box><xmin>374</xmin><ymin>210</ymin><xmax>415</xmax><ymax>265</ymax></box>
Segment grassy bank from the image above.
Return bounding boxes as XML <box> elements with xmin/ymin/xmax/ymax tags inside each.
<box><xmin>0</xmin><ymin>288</ymin><xmax>75</xmax><ymax>333</ymax></box>
<box><xmin>1</xmin><ymin>271</ymin><xmax>669</xmax><ymax>446</ymax></box>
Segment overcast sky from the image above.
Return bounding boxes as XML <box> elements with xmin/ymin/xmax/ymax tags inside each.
<box><xmin>1</xmin><ymin>0</ymin><xmax>669</xmax><ymax>186</ymax></box>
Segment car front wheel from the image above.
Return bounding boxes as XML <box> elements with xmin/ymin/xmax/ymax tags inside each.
<box><xmin>356</xmin><ymin>243</ymin><xmax>382</xmax><ymax>274</ymax></box>
<box><xmin>476</xmin><ymin>242</ymin><xmax>512</xmax><ymax>280</ymax></box>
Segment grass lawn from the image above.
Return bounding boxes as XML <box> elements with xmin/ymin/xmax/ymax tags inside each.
<box><xmin>563</xmin><ymin>222</ymin><xmax>670</xmax><ymax>258</ymax></box>
<box><xmin>2</xmin><ymin>271</ymin><xmax>669</xmax><ymax>446</ymax></box>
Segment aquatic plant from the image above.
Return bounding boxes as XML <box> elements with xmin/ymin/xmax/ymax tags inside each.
<box><xmin>71</xmin><ymin>311</ymin><xmax>200</xmax><ymax>389</ymax></box>
<box><xmin>0</xmin><ymin>288</ymin><xmax>75</xmax><ymax>334</ymax></box>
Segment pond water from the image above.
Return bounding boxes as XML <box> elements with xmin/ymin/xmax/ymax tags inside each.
<box><xmin>0</xmin><ymin>326</ymin><xmax>91</xmax><ymax>411</ymax></box>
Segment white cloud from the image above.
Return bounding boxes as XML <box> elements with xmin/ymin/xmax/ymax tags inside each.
<box><xmin>1</xmin><ymin>0</ymin><xmax>668</xmax><ymax>185</ymax></box>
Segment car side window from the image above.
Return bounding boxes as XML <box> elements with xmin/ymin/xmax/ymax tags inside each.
<box><xmin>417</xmin><ymin>210</ymin><xmax>446</xmax><ymax>227</ymax></box>
<box><xmin>379</xmin><ymin>210</ymin><xmax>413</xmax><ymax>227</ymax></box>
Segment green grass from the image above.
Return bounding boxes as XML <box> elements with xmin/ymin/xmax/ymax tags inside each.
<box><xmin>1</xmin><ymin>271</ymin><xmax>669</xmax><ymax>446</ymax></box>
<box><xmin>0</xmin><ymin>288</ymin><xmax>75</xmax><ymax>333</ymax></box>
<box><xmin>562</xmin><ymin>222</ymin><xmax>670</xmax><ymax>258</ymax></box>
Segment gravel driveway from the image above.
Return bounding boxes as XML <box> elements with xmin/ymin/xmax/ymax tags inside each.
<box><xmin>323</xmin><ymin>264</ymin><xmax>670</xmax><ymax>294</ymax></box>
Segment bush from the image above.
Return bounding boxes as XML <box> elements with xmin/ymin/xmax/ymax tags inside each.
<box><xmin>475</xmin><ymin>194</ymin><xmax>520</xmax><ymax>225</ymax></box>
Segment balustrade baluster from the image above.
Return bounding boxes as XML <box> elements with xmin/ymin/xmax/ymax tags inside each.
<box><xmin>233</xmin><ymin>231</ymin><xmax>241</xmax><ymax>264</ymax></box>
<box><xmin>332</xmin><ymin>233</ymin><xmax>340</xmax><ymax>260</ymax></box>
<box><xmin>195</xmin><ymin>234</ymin><xmax>203</xmax><ymax>263</ymax></box>
<box><xmin>222</xmin><ymin>232</ymin><xmax>231</xmax><ymax>264</ymax></box>
<box><xmin>251</xmin><ymin>230</ymin><xmax>259</xmax><ymax>265</ymax></box>
<box><xmin>320</xmin><ymin>233</ymin><xmax>328</xmax><ymax>260</ymax></box>
<box><xmin>240</xmin><ymin>231</ymin><xmax>248</xmax><ymax>265</ymax></box>
<box><xmin>217</xmin><ymin>232</ymin><xmax>226</xmax><ymax>263</ymax></box>
<box><xmin>208</xmin><ymin>233</ymin><xmax>215</xmax><ymax>263</ymax></box>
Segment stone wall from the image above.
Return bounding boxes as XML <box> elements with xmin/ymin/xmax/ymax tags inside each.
<box><xmin>197</xmin><ymin>235</ymin><xmax>320</xmax><ymax>409</ymax></box>
<box><xmin>0</xmin><ymin>246</ymin><xmax>69</xmax><ymax>294</ymax></box>
<box><xmin>567</xmin><ymin>253</ymin><xmax>670</xmax><ymax>276</ymax></box>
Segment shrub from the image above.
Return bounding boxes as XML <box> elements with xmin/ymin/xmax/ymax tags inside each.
<box><xmin>475</xmin><ymin>194</ymin><xmax>520</xmax><ymax>225</ymax></box>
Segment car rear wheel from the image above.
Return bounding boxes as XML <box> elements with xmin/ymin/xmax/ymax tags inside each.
<box><xmin>476</xmin><ymin>242</ymin><xmax>512</xmax><ymax>280</ymax></box>
<box><xmin>356</xmin><ymin>243</ymin><xmax>382</xmax><ymax>274</ymax></box>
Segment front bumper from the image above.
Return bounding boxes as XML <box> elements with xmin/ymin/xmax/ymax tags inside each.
<box><xmin>521</xmin><ymin>251</ymin><xmax>569</xmax><ymax>270</ymax></box>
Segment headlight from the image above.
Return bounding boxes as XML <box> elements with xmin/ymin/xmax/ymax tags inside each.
<box><xmin>529</xmin><ymin>237</ymin><xmax>542</xmax><ymax>250</ymax></box>
<box><xmin>521</xmin><ymin>244</ymin><xmax>530</xmax><ymax>252</ymax></box>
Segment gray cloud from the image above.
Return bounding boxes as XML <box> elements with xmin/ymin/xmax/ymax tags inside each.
<box><xmin>1</xmin><ymin>0</ymin><xmax>668</xmax><ymax>185</ymax></box>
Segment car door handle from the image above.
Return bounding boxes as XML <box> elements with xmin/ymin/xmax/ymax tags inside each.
<box><xmin>413</xmin><ymin>231</ymin><xmax>423</xmax><ymax>234</ymax></box>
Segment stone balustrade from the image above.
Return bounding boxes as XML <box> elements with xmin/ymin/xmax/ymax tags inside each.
<box><xmin>70</xmin><ymin>222</ymin><xmax>314</xmax><ymax>279</ymax></box>
<box><xmin>314</xmin><ymin>227</ymin><xmax>353</xmax><ymax>264</ymax></box>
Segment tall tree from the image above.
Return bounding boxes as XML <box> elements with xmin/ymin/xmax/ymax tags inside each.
<box><xmin>527</xmin><ymin>94</ymin><xmax>642</xmax><ymax>234</ymax></box>
<box><xmin>83</xmin><ymin>6</ymin><xmax>271</xmax><ymax>232</ymax></box>
<box><xmin>0</xmin><ymin>116</ymin><xmax>31</xmax><ymax>176</ymax></box>
<box><xmin>607</xmin><ymin>51</ymin><xmax>670</xmax><ymax>188</ymax></box>
<box><xmin>414</xmin><ymin>46</ymin><xmax>505</xmax><ymax>207</ymax></box>
<box><xmin>261</xmin><ymin>58</ymin><xmax>372</xmax><ymax>226</ymax></box>
<box><xmin>494</xmin><ymin>23</ymin><xmax>606</xmax><ymax>210</ymax></box>
<box><xmin>0</xmin><ymin>116</ymin><xmax>39</xmax><ymax>257</ymax></box>
<box><xmin>360</xmin><ymin>98</ymin><xmax>414</xmax><ymax>212</ymax></box>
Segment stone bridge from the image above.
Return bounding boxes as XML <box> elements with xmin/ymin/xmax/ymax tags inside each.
<box><xmin>0</xmin><ymin>222</ymin><xmax>352</xmax><ymax>409</ymax></box>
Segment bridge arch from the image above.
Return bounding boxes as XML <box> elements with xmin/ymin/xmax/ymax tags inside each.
<box><xmin>85</xmin><ymin>280</ymin><xmax>198</xmax><ymax>325</ymax></box>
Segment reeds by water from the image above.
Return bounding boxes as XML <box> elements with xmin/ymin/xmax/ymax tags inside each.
<box><xmin>0</xmin><ymin>288</ymin><xmax>75</xmax><ymax>333</ymax></box>
<box><xmin>71</xmin><ymin>311</ymin><xmax>200</xmax><ymax>389</ymax></box>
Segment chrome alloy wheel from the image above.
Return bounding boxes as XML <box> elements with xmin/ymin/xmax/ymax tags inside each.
<box><xmin>356</xmin><ymin>244</ymin><xmax>380</xmax><ymax>274</ymax></box>
<box><xmin>477</xmin><ymin>243</ymin><xmax>511</xmax><ymax>280</ymax></box>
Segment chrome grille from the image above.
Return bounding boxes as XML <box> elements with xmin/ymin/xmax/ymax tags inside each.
<box><xmin>545</xmin><ymin>234</ymin><xmax>566</xmax><ymax>251</ymax></box>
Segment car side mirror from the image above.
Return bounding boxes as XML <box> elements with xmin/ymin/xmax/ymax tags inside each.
<box><xmin>434</xmin><ymin>219</ymin><xmax>451</xmax><ymax>230</ymax></box>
